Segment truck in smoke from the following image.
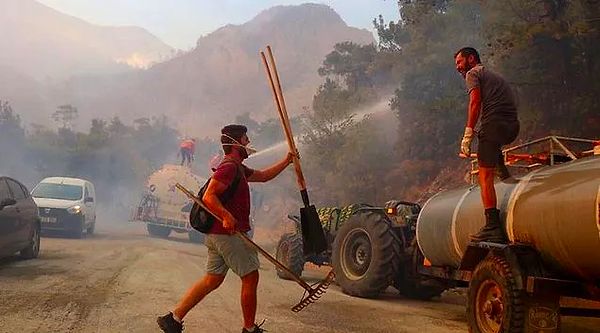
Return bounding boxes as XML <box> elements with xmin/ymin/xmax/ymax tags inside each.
<box><xmin>277</xmin><ymin>136</ymin><xmax>600</xmax><ymax>333</ymax></box>
<box><xmin>130</xmin><ymin>164</ymin><xmax>206</xmax><ymax>243</ymax></box>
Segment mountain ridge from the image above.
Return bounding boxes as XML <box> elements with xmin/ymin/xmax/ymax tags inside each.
<box><xmin>1</xmin><ymin>2</ymin><xmax>375</xmax><ymax>135</ymax></box>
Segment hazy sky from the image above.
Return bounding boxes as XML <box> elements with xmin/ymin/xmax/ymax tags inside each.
<box><xmin>36</xmin><ymin>0</ymin><xmax>400</xmax><ymax>49</ymax></box>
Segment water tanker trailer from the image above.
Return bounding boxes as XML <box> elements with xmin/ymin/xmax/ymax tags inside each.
<box><xmin>417</xmin><ymin>152</ymin><xmax>600</xmax><ymax>332</ymax></box>
<box><xmin>276</xmin><ymin>136</ymin><xmax>600</xmax><ymax>333</ymax></box>
<box><xmin>130</xmin><ymin>164</ymin><xmax>206</xmax><ymax>243</ymax></box>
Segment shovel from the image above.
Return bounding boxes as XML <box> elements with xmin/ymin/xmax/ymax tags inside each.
<box><xmin>260</xmin><ymin>45</ymin><xmax>327</xmax><ymax>255</ymax></box>
<box><xmin>175</xmin><ymin>183</ymin><xmax>334</xmax><ymax>312</ymax></box>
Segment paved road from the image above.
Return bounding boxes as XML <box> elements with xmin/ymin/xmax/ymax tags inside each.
<box><xmin>1</xmin><ymin>222</ymin><xmax>599</xmax><ymax>333</ymax></box>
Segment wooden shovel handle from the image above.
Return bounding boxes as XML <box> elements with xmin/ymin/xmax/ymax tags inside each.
<box><xmin>260</xmin><ymin>52</ymin><xmax>295</xmax><ymax>152</ymax></box>
<box><xmin>266</xmin><ymin>46</ymin><xmax>296</xmax><ymax>150</ymax></box>
<box><xmin>260</xmin><ymin>47</ymin><xmax>307</xmax><ymax>190</ymax></box>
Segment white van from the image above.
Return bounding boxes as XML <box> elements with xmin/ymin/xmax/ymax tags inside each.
<box><xmin>31</xmin><ymin>177</ymin><xmax>96</xmax><ymax>238</ymax></box>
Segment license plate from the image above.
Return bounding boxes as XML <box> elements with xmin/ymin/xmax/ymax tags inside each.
<box><xmin>41</xmin><ymin>216</ymin><xmax>57</xmax><ymax>223</ymax></box>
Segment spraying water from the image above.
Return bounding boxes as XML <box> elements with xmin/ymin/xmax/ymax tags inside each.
<box><xmin>249</xmin><ymin>96</ymin><xmax>393</xmax><ymax>160</ymax></box>
<box><xmin>249</xmin><ymin>137</ymin><xmax>300</xmax><ymax>159</ymax></box>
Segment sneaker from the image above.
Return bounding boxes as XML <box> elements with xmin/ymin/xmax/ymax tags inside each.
<box><xmin>157</xmin><ymin>312</ymin><xmax>184</xmax><ymax>333</ymax></box>
<box><xmin>242</xmin><ymin>319</ymin><xmax>267</xmax><ymax>333</ymax></box>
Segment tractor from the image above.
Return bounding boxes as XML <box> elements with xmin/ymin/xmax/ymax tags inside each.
<box><xmin>275</xmin><ymin>201</ymin><xmax>448</xmax><ymax>300</ymax></box>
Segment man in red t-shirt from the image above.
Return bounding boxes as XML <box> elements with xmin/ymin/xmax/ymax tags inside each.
<box><xmin>158</xmin><ymin>124</ymin><xmax>294</xmax><ymax>333</ymax></box>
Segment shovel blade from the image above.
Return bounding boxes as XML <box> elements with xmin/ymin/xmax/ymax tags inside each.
<box><xmin>300</xmin><ymin>205</ymin><xmax>328</xmax><ymax>255</ymax></box>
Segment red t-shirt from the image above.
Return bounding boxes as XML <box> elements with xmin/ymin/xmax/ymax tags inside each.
<box><xmin>208</xmin><ymin>159</ymin><xmax>254</xmax><ymax>234</ymax></box>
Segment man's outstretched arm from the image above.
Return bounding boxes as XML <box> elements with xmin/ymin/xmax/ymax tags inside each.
<box><xmin>247</xmin><ymin>152</ymin><xmax>294</xmax><ymax>183</ymax></box>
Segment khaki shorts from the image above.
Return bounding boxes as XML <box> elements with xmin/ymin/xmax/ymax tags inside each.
<box><xmin>204</xmin><ymin>233</ymin><xmax>259</xmax><ymax>277</ymax></box>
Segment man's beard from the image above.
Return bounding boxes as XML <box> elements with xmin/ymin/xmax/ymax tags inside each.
<box><xmin>460</xmin><ymin>63</ymin><xmax>475</xmax><ymax>78</ymax></box>
<box><xmin>237</xmin><ymin>145</ymin><xmax>248</xmax><ymax>159</ymax></box>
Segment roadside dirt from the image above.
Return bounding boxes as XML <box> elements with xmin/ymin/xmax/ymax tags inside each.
<box><xmin>1</xmin><ymin>221</ymin><xmax>599</xmax><ymax>332</ymax></box>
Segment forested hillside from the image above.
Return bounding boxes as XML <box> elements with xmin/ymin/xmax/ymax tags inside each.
<box><xmin>298</xmin><ymin>0</ymin><xmax>600</xmax><ymax>204</ymax></box>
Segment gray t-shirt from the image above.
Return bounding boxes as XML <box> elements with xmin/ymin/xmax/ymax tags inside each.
<box><xmin>465</xmin><ymin>65</ymin><xmax>518</xmax><ymax>126</ymax></box>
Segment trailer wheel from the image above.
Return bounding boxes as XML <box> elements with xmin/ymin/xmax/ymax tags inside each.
<box><xmin>147</xmin><ymin>224</ymin><xmax>171</xmax><ymax>238</ymax></box>
<box><xmin>275</xmin><ymin>233</ymin><xmax>304</xmax><ymax>280</ymax></box>
<box><xmin>332</xmin><ymin>211</ymin><xmax>400</xmax><ymax>298</ymax></box>
<box><xmin>467</xmin><ymin>255</ymin><xmax>525</xmax><ymax>333</ymax></box>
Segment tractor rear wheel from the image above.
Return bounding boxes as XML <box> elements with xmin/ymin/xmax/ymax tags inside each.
<box><xmin>275</xmin><ymin>233</ymin><xmax>304</xmax><ymax>280</ymax></box>
<box><xmin>332</xmin><ymin>211</ymin><xmax>400</xmax><ymax>298</ymax></box>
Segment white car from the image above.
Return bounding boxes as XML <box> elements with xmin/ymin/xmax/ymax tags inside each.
<box><xmin>31</xmin><ymin>177</ymin><xmax>96</xmax><ymax>238</ymax></box>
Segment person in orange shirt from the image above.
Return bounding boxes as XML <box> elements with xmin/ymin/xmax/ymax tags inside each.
<box><xmin>179</xmin><ymin>138</ymin><xmax>196</xmax><ymax>166</ymax></box>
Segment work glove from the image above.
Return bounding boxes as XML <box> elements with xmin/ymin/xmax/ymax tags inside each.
<box><xmin>460</xmin><ymin>127</ymin><xmax>474</xmax><ymax>157</ymax></box>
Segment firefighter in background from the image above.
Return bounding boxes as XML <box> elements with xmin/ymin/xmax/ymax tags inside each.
<box><xmin>178</xmin><ymin>138</ymin><xmax>196</xmax><ymax>166</ymax></box>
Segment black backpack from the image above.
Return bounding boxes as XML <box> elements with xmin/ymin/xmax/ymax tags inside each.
<box><xmin>189</xmin><ymin>161</ymin><xmax>242</xmax><ymax>233</ymax></box>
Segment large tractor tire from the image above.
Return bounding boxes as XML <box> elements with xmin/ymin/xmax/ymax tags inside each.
<box><xmin>147</xmin><ymin>224</ymin><xmax>171</xmax><ymax>238</ymax></box>
<box><xmin>466</xmin><ymin>255</ymin><xmax>526</xmax><ymax>333</ymax></box>
<box><xmin>275</xmin><ymin>233</ymin><xmax>304</xmax><ymax>280</ymax></box>
<box><xmin>332</xmin><ymin>211</ymin><xmax>400</xmax><ymax>298</ymax></box>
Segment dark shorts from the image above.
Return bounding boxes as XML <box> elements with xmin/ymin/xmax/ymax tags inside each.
<box><xmin>477</xmin><ymin>121</ymin><xmax>519</xmax><ymax>168</ymax></box>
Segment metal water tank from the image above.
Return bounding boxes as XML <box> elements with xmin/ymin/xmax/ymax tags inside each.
<box><xmin>146</xmin><ymin>164</ymin><xmax>205</xmax><ymax>221</ymax></box>
<box><xmin>416</xmin><ymin>156</ymin><xmax>600</xmax><ymax>282</ymax></box>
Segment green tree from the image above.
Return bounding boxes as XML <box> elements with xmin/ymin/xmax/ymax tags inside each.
<box><xmin>51</xmin><ymin>104</ymin><xmax>78</xmax><ymax>129</ymax></box>
<box><xmin>318</xmin><ymin>42</ymin><xmax>378</xmax><ymax>91</ymax></box>
<box><xmin>108</xmin><ymin>116</ymin><xmax>130</xmax><ymax>138</ymax></box>
<box><xmin>0</xmin><ymin>100</ymin><xmax>25</xmax><ymax>138</ymax></box>
<box><xmin>88</xmin><ymin>119</ymin><xmax>109</xmax><ymax>148</ymax></box>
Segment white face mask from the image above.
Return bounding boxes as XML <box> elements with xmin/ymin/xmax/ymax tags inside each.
<box><xmin>221</xmin><ymin>134</ymin><xmax>257</xmax><ymax>157</ymax></box>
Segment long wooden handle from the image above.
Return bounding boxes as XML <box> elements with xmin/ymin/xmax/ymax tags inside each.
<box><xmin>266</xmin><ymin>46</ymin><xmax>297</xmax><ymax>152</ymax></box>
<box><xmin>259</xmin><ymin>52</ymin><xmax>296</xmax><ymax>154</ymax></box>
<box><xmin>266</xmin><ymin>46</ymin><xmax>296</xmax><ymax>150</ymax></box>
<box><xmin>236</xmin><ymin>232</ymin><xmax>311</xmax><ymax>290</ymax></box>
<box><xmin>175</xmin><ymin>183</ymin><xmax>312</xmax><ymax>290</ymax></box>
<box><xmin>263</xmin><ymin>46</ymin><xmax>307</xmax><ymax>191</ymax></box>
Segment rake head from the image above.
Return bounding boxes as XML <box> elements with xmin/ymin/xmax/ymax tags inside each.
<box><xmin>291</xmin><ymin>269</ymin><xmax>335</xmax><ymax>313</ymax></box>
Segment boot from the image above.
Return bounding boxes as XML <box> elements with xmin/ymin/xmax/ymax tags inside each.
<box><xmin>470</xmin><ymin>208</ymin><xmax>508</xmax><ymax>243</ymax></box>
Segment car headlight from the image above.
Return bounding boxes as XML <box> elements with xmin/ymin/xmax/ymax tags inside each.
<box><xmin>67</xmin><ymin>205</ymin><xmax>82</xmax><ymax>214</ymax></box>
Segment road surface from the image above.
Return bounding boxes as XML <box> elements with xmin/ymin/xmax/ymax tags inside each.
<box><xmin>1</xmin><ymin>222</ymin><xmax>599</xmax><ymax>333</ymax></box>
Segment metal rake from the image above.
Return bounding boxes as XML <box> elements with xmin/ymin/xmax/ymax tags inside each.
<box><xmin>291</xmin><ymin>269</ymin><xmax>335</xmax><ymax>312</ymax></box>
<box><xmin>175</xmin><ymin>183</ymin><xmax>335</xmax><ymax>312</ymax></box>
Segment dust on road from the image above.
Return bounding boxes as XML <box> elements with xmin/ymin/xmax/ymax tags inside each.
<box><xmin>1</xmin><ymin>222</ymin><xmax>599</xmax><ymax>333</ymax></box>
